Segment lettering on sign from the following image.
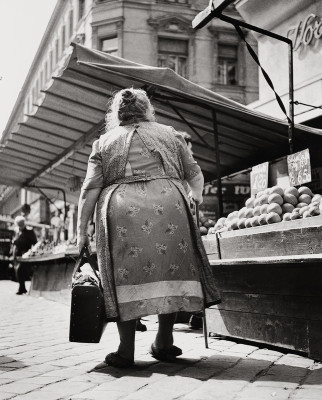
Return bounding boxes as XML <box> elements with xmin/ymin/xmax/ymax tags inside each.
<box><xmin>203</xmin><ymin>184</ymin><xmax>250</xmax><ymax>196</ymax></box>
<box><xmin>250</xmin><ymin>162</ymin><xmax>269</xmax><ymax>196</ymax></box>
<box><xmin>287</xmin><ymin>148</ymin><xmax>311</xmax><ymax>186</ymax></box>
<box><xmin>287</xmin><ymin>14</ymin><xmax>322</xmax><ymax>51</ymax></box>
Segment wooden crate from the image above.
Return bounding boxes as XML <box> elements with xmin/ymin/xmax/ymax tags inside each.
<box><xmin>202</xmin><ymin>216</ymin><xmax>322</xmax><ymax>361</ymax></box>
<box><xmin>217</xmin><ymin>215</ymin><xmax>322</xmax><ymax>259</ymax></box>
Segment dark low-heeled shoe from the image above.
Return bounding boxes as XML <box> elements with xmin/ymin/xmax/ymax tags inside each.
<box><xmin>105</xmin><ymin>352</ymin><xmax>134</xmax><ymax>368</ymax></box>
<box><xmin>149</xmin><ymin>344</ymin><xmax>182</xmax><ymax>362</ymax></box>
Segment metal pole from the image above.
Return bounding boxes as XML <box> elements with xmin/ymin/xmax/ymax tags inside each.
<box><xmin>288</xmin><ymin>41</ymin><xmax>294</xmax><ymax>154</ymax></box>
<box><xmin>218</xmin><ymin>14</ymin><xmax>291</xmax><ymax>44</ymax></box>
<box><xmin>195</xmin><ymin>200</ymin><xmax>209</xmax><ymax>349</ymax></box>
<box><xmin>217</xmin><ymin>13</ymin><xmax>295</xmax><ymax>154</ymax></box>
<box><xmin>26</xmin><ymin>185</ymin><xmax>68</xmax><ymax>239</ymax></box>
<box><xmin>212</xmin><ymin>110</ymin><xmax>223</xmax><ymax>217</ymax></box>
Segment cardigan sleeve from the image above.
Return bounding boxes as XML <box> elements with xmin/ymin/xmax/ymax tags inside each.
<box><xmin>174</xmin><ymin>132</ymin><xmax>202</xmax><ymax>182</ymax></box>
<box><xmin>81</xmin><ymin>139</ymin><xmax>104</xmax><ymax>190</ymax></box>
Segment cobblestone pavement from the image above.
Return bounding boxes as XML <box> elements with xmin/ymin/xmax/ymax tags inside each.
<box><xmin>0</xmin><ymin>280</ymin><xmax>321</xmax><ymax>400</ymax></box>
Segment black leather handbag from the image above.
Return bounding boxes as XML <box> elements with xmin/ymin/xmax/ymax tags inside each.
<box><xmin>69</xmin><ymin>245</ymin><xmax>107</xmax><ymax>343</ymax></box>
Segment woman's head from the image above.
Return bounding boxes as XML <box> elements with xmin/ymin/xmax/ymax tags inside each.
<box><xmin>106</xmin><ymin>88</ymin><xmax>155</xmax><ymax>130</ymax></box>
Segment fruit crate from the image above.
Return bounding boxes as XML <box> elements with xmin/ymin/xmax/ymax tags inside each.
<box><xmin>202</xmin><ymin>215</ymin><xmax>322</xmax><ymax>361</ymax></box>
<box><xmin>208</xmin><ymin>214</ymin><xmax>322</xmax><ymax>260</ymax></box>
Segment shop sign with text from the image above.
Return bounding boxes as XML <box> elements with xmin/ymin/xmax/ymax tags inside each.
<box><xmin>287</xmin><ymin>14</ymin><xmax>322</xmax><ymax>51</ymax></box>
<box><xmin>203</xmin><ymin>183</ymin><xmax>250</xmax><ymax>197</ymax></box>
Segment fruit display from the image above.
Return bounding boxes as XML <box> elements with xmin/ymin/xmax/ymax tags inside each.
<box><xmin>208</xmin><ymin>186</ymin><xmax>322</xmax><ymax>234</ymax></box>
<box><xmin>199</xmin><ymin>215</ymin><xmax>216</xmax><ymax>236</ymax></box>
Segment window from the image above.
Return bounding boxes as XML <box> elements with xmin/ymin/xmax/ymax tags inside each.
<box><xmin>78</xmin><ymin>0</ymin><xmax>85</xmax><ymax>21</ymax></box>
<box><xmin>44</xmin><ymin>61</ymin><xmax>48</xmax><ymax>81</ymax></box>
<box><xmin>49</xmin><ymin>51</ymin><xmax>53</xmax><ymax>76</ymax></box>
<box><xmin>158</xmin><ymin>38</ymin><xmax>188</xmax><ymax>78</ymax></box>
<box><xmin>217</xmin><ymin>44</ymin><xmax>238</xmax><ymax>85</ymax></box>
<box><xmin>62</xmin><ymin>25</ymin><xmax>66</xmax><ymax>47</ymax></box>
<box><xmin>100</xmin><ymin>37</ymin><xmax>118</xmax><ymax>56</ymax></box>
<box><xmin>40</xmin><ymin>70</ymin><xmax>44</xmax><ymax>87</ymax></box>
<box><xmin>55</xmin><ymin>39</ymin><xmax>60</xmax><ymax>63</ymax></box>
<box><xmin>69</xmin><ymin>9</ymin><xmax>74</xmax><ymax>37</ymax></box>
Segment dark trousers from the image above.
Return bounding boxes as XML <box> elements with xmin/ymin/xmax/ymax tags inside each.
<box><xmin>15</xmin><ymin>262</ymin><xmax>28</xmax><ymax>292</ymax></box>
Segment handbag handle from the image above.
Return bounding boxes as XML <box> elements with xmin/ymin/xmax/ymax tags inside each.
<box><xmin>72</xmin><ymin>245</ymin><xmax>100</xmax><ymax>281</ymax></box>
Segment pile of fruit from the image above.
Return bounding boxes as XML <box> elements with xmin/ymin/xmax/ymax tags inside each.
<box><xmin>199</xmin><ymin>215</ymin><xmax>216</xmax><ymax>236</ymax></box>
<box><xmin>209</xmin><ymin>185</ymin><xmax>322</xmax><ymax>234</ymax></box>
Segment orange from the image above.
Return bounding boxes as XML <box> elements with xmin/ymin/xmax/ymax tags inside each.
<box><xmin>260</xmin><ymin>204</ymin><xmax>269</xmax><ymax>214</ymax></box>
<box><xmin>283</xmin><ymin>193</ymin><xmax>297</xmax><ymax>206</ymax></box>
<box><xmin>298</xmin><ymin>186</ymin><xmax>313</xmax><ymax>197</ymax></box>
<box><xmin>267</xmin><ymin>202</ymin><xmax>283</xmax><ymax>215</ymax></box>
<box><xmin>312</xmin><ymin>194</ymin><xmax>322</xmax><ymax>203</ymax></box>
<box><xmin>229</xmin><ymin>219</ymin><xmax>239</xmax><ymax>230</ymax></box>
<box><xmin>256</xmin><ymin>190</ymin><xmax>265</xmax><ymax>198</ymax></box>
<box><xmin>245</xmin><ymin>208</ymin><xmax>254</xmax><ymax>219</ymax></box>
<box><xmin>298</xmin><ymin>194</ymin><xmax>312</xmax><ymax>205</ymax></box>
<box><xmin>258</xmin><ymin>194</ymin><xmax>269</xmax><ymax>205</ymax></box>
<box><xmin>284</xmin><ymin>186</ymin><xmax>299</xmax><ymax>198</ymax></box>
<box><xmin>290</xmin><ymin>211</ymin><xmax>301</xmax><ymax>220</ymax></box>
<box><xmin>237</xmin><ymin>218</ymin><xmax>247</xmax><ymax>229</ymax></box>
<box><xmin>268</xmin><ymin>193</ymin><xmax>283</xmax><ymax>205</ymax></box>
<box><xmin>258</xmin><ymin>213</ymin><xmax>268</xmax><ymax>225</ymax></box>
<box><xmin>282</xmin><ymin>213</ymin><xmax>292</xmax><ymax>221</ymax></box>
<box><xmin>245</xmin><ymin>197</ymin><xmax>255</xmax><ymax>208</ymax></box>
<box><xmin>238</xmin><ymin>207</ymin><xmax>247</xmax><ymax>219</ymax></box>
<box><xmin>308</xmin><ymin>206</ymin><xmax>320</xmax><ymax>216</ymax></box>
<box><xmin>245</xmin><ymin>218</ymin><xmax>253</xmax><ymax>228</ymax></box>
<box><xmin>253</xmin><ymin>206</ymin><xmax>261</xmax><ymax>216</ymax></box>
<box><xmin>299</xmin><ymin>205</ymin><xmax>309</xmax><ymax>216</ymax></box>
<box><xmin>253</xmin><ymin>197</ymin><xmax>261</xmax><ymax>207</ymax></box>
<box><xmin>250</xmin><ymin>216</ymin><xmax>260</xmax><ymax>227</ymax></box>
<box><xmin>297</xmin><ymin>202</ymin><xmax>308</xmax><ymax>208</ymax></box>
<box><xmin>227</xmin><ymin>211</ymin><xmax>239</xmax><ymax>221</ymax></box>
<box><xmin>266</xmin><ymin>212</ymin><xmax>281</xmax><ymax>224</ymax></box>
<box><xmin>281</xmin><ymin>203</ymin><xmax>294</xmax><ymax>214</ymax></box>
<box><xmin>270</xmin><ymin>186</ymin><xmax>284</xmax><ymax>196</ymax></box>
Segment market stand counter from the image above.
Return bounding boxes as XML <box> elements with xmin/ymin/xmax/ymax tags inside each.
<box><xmin>202</xmin><ymin>215</ymin><xmax>322</xmax><ymax>361</ymax></box>
<box><xmin>17</xmin><ymin>243</ymin><xmax>96</xmax><ymax>305</ymax></box>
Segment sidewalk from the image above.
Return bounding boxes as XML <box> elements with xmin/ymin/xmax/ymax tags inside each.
<box><xmin>0</xmin><ymin>280</ymin><xmax>321</xmax><ymax>400</ymax></box>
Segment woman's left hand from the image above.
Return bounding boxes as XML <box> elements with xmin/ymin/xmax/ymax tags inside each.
<box><xmin>77</xmin><ymin>234</ymin><xmax>89</xmax><ymax>253</ymax></box>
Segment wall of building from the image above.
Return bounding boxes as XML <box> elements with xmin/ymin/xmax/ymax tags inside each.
<box><xmin>236</xmin><ymin>0</ymin><xmax>322</xmax><ymax>124</ymax></box>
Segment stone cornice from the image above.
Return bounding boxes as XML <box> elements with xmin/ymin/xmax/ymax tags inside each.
<box><xmin>147</xmin><ymin>14</ymin><xmax>194</xmax><ymax>34</ymax></box>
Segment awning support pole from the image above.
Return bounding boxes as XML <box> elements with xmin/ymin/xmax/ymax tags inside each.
<box><xmin>288</xmin><ymin>41</ymin><xmax>294</xmax><ymax>154</ymax></box>
<box><xmin>26</xmin><ymin>185</ymin><xmax>68</xmax><ymax>240</ymax></box>
<box><xmin>193</xmin><ymin>9</ymin><xmax>295</xmax><ymax>155</ymax></box>
<box><xmin>217</xmin><ymin>14</ymin><xmax>294</xmax><ymax>155</ymax></box>
<box><xmin>212</xmin><ymin>109</ymin><xmax>223</xmax><ymax>217</ymax></box>
<box><xmin>166</xmin><ymin>100</ymin><xmax>212</xmax><ymax>149</ymax></box>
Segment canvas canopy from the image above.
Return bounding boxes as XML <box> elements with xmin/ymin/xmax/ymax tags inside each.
<box><xmin>1</xmin><ymin>42</ymin><xmax>321</xmax><ymax>204</ymax></box>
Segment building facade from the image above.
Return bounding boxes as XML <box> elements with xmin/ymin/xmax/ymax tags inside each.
<box><xmin>0</xmin><ymin>0</ymin><xmax>259</xmax><ymax>222</ymax></box>
<box><xmin>235</xmin><ymin>0</ymin><xmax>322</xmax><ymax>127</ymax></box>
<box><xmin>235</xmin><ymin>0</ymin><xmax>322</xmax><ymax>192</ymax></box>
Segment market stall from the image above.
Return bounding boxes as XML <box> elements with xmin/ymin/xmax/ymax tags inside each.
<box><xmin>1</xmin><ymin>44</ymin><xmax>322</xmax><ymax>355</ymax></box>
<box><xmin>202</xmin><ymin>154</ymin><xmax>322</xmax><ymax>360</ymax></box>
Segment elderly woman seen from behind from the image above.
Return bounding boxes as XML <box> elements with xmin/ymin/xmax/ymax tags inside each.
<box><xmin>77</xmin><ymin>88</ymin><xmax>220</xmax><ymax>368</ymax></box>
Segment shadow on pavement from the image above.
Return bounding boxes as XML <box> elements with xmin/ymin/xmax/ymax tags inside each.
<box><xmin>88</xmin><ymin>353</ymin><xmax>322</xmax><ymax>385</ymax></box>
<box><xmin>0</xmin><ymin>357</ymin><xmax>27</xmax><ymax>370</ymax></box>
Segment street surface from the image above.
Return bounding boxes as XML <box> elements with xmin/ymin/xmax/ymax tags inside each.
<box><xmin>0</xmin><ymin>280</ymin><xmax>321</xmax><ymax>400</ymax></box>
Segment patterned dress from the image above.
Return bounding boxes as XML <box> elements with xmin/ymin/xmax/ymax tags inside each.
<box><xmin>82</xmin><ymin>121</ymin><xmax>220</xmax><ymax>321</ymax></box>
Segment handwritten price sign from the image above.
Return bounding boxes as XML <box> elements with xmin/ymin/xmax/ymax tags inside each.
<box><xmin>250</xmin><ymin>162</ymin><xmax>269</xmax><ymax>196</ymax></box>
<box><xmin>287</xmin><ymin>149</ymin><xmax>311</xmax><ymax>186</ymax></box>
